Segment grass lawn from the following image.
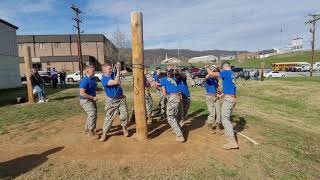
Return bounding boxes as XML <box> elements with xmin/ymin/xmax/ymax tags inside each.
<box><xmin>0</xmin><ymin>77</ymin><xmax>319</xmax><ymax>179</ymax></box>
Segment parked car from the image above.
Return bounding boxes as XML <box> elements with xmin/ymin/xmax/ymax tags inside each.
<box><xmin>264</xmin><ymin>71</ymin><xmax>286</xmax><ymax>78</ymax></box>
<box><xmin>20</xmin><ymin>71</ymin><xmax>51</xmax><ymax>83</ymax></box>
<box><xmin>67</xmin><ymin>71</ymin><xmax>102</xmax><ymax>82</ymax></box>
<box><xmin>38</xmin><ymin>71</ymin><xmax>51</xmax><ymax>83</ymax></box>
<box><xmin>191</xmin><ymin>69</ymin><xmax>207</xmax><ymax>79</ymax></box>
<box><xmin>189</xmin><ymin>67</ymin><xmax>201</xmax><ymax>73</ymax></box>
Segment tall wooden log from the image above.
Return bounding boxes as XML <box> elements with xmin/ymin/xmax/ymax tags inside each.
<box><xmin>131</xmin><ymin>12</ymin><xmax>148</xmax><ymax>140</ymax></box>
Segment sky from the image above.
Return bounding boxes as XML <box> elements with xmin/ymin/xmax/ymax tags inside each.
<box><xmin>0</xmin><ymin>0</ymin><xmax>319</xmax><ymax>51</ymax></box>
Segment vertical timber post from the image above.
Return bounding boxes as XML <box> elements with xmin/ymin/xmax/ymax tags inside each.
<box><xmin>23</xmin><ymin>46</ymin><xmax>35</xmax><ymax>103</ymax></box>
<box><xmin>131</xmin><ymin>12</ymin><xmax>148</xmax><ymax>140</ymax></box>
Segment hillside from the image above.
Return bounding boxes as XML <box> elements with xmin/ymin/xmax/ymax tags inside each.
<box><xmin>121</xmin><ymin>48</ymin><xmax>245</xmax><ymax>65</ymax></box>
<box><xmin>229</xmin><ymin>51</ymin><xmax>320</xmax><ymax>69</ymax></box>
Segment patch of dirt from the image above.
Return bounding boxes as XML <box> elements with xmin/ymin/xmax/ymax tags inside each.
<box><xmin>0</xmin><ymin>114</ymin><xmax>258</xmax><ymax>179</ymax></box>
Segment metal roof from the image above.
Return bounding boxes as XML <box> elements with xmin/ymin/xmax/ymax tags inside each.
<box><xmin>17</xmin><ymin>34</ymin><xmax>107</xmax><ymax>43</ymax></box>
<box><xmin>0</xmin><ymin>18</ymin><xmax>19</xmax><ymax>30</ymax></box>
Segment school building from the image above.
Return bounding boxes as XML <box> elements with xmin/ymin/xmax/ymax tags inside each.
<box><xmin>17</xmin><ymin>34</ymin><xmax>118</xmax><ymax>75</ymax></box>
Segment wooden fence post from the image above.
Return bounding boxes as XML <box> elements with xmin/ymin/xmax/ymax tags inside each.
<box><xmin>23</xmin><ymin>46</ymin><xmax>35</xmax><ymax>103</ymax></box>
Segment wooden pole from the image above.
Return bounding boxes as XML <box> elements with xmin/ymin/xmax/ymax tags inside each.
<box><xmin>260</xmin><ymin>61</ymin><xmax>265</xmax><ymax>81</ymax></box>
<box><xmin>131</xmin><ymin>12</ymin><xmax>148</xmax><ymax>140</ymax></box>
<box><xmin>23</xmin><ymin>46</ymin><xmax>35</xmax><ymax>103</ymax></box>
<box><xmin>310</xmin><ymin>20</ymin><xmax>316</xmax><ymax>77</ymax></box>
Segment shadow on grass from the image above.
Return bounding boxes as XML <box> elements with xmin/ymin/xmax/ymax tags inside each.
<box><xmin>0</xmin><ymin>84</ymin><xmax>79</xmax><ymax>107</ymax></box>
<box><xmin>0</xmin><ymin>146</ymin><xmax>64</xmax><ymax>179</ymax></box>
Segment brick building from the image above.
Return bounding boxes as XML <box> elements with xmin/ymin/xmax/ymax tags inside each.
<box><xmin>236</xmin><ymin>52</ymin><xmax>260</xmax><ymax>60</ymax></box>
<box><xmin>17</xmin><ymin>34</ymin><xmax>118</xmax><ymax>75</ymax></box>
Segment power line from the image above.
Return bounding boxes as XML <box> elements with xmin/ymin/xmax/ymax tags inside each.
<box><xmin>70</xmin><ymin>4</ymin><xmax>84</xmax><ymax>78</ymax></box>
<box><xmin>305</xmin><ymin>13</ymin><xmax>320</xmax><ymax>77</ymax></box>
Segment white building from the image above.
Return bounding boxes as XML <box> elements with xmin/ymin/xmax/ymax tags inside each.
<box><xmin>259</xmin><ymin>49</ymin><xmax>277</xmax><ymax>59</ymax></box>
<box><xmin>289</xmin><ymin>38</ymin><xmax>303</xmax><ymax>51</ymax></box>
<box><xmin>188</xmin><ymin>55</ymin><xmax>219</xmax><ymax>63</ymax></box>
<box><xmin>0</xmin><ymin>19</ymin><xmax>21</xmax><ymax>89</ymax></box>
<box><xmin>220</xmin><ymin>55</ymin><xmax>236</xmax><ymax>61</ymax></box>
<box><xmin>161</xmin><ymin>57</ymin><xmax>182</xmax><ymax>64</ymax></box>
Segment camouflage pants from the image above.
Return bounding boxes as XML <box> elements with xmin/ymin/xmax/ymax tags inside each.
<box><xmin>158</xmin><ymin>92</ymin><xmax>167</xmax><ymax>113</ymax></box>
<box><xmin>103</xmin><ymin>96</ymin><xmax>129</xmax><ymax>132</ymax></box>
<box><xmin>166</xmin><ymin>94</ymin><xmax>183</xmax><ymax>137</ymax></box>
<box><xmin>80</xmin><ymin>99</ymin><xmax>97</xmax><ymax>131</ymax></box>
<box><xmin>145</xmin><ymin>92</ymin><xmax>153</xmax><ymax>117</ymax></box>
<box><xmin>221</xmin><ymin>96</ymin><xmax>236</xmax><ymax>138</ymax></box>
<box><xmin>206</xmin><ymin>95</ymin><xmax>221</xmax><ymax>124</ymax></box>
<box><xmin>178</xmin><ymin>96</ymin><xmax>190</xmax><ymax>122</ymax></box>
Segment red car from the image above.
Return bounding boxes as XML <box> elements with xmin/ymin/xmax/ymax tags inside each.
<box><xmin>189</xmin><ymin>67</ymin><xmax>201</xmax><ymax>73</ymax></box>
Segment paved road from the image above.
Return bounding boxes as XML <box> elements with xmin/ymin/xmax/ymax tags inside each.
<box><xmin>245</xmin><ymin>69</ymin><xmax>320</xmax><ymax>77</ymax></box>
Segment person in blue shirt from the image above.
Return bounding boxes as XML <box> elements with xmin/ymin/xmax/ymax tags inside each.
<box><xmin>160</xmin><ymin>69</ymin><xmax>185</xmax><ymax>142</ymax></box>
<box><xmin>205</xmin><ymin>65</ymin><xmax>222</xmax><ymax>134</ymax></box>
<box><xmin>206</xmin><ymin>62</ymin><xmax>239</xmax><ymax>150</ymax></box>
<box><xmin>174</xmin><ymin>69</ymin><xmax>190</xmax><ymax>127</ymax></box>
<box><xmin>79</xmin><ymin>65</ymin><xmax>98</xmax><ymax>138</ymax></box>
<box><xmin>100</xmin><ymin>62</ymin><xmax>129</xmax><ymax>142</ymax></box>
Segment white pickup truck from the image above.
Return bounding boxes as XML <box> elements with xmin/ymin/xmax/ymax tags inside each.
<box><xmin>67</xmin><ymin>71</ymin><xmax>103</xmax><ymax>82</ymax></box>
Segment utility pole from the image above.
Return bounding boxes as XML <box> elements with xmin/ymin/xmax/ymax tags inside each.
<box><xmin>306</xmin><ymin>13</ymin><xmax>320</xmax><ymax>77</ymax></box>
<box><xmin>23</xmin><ymin>46</ymin><xmax>35</xmax><ymax>103</ymax></box>
<box><xmin>70</xmin><ymin>4</ymin><xmax>84</xmax><ymax>78</ymax></box>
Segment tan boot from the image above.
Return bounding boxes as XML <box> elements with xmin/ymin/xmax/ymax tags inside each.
<box><xmin>100</xmin><ymin>131</ymin><xmax>108</xmax><ymax>142</ymax></box>
<box><xmin>214</xmin><ymin>123</ymin><xmax>224</xmax><ymax>135</ymax></box>
<box><xmin>223</xmin><ymin>137</ymin><xmax>239</xmax><ymax>150</ymax></box>
<box><xmin>207</xmin><ymin>123</ymin><xmax>216</xmax><ymax>134</ymax></box>
<box><xmin>123</xmin><ymin>127</ymin><xmax>129</xmax><ymax>137</ymax></box>
<box><xmin>87</xmin><ymin>130</ymin><xmax>95</xmax><ymax>138</ymax></box>
<box><xmin>176</xmin><ymin>135</ymin><xmax>185</xmax><ymax>143</ymax></box>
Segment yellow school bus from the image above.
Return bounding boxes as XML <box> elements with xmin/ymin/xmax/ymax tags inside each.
<box><xmin>271</xmin><ymin>62</ymin><xmax>311</xmax><ymax>72</ymax></box>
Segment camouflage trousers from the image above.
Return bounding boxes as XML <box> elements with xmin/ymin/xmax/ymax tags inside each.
<box><xmin>178</xmin><ymin>96</ymin><xmax>190</xmax><ymax>122</ymax></box>
<box><xmin>103</xmin><ymin>95</ymin><xmax>129</xmax><ymax>132</ymax></box>
<box><xmin>206</xmin><ymin>95</ymin><xmax>221</xmax><ymax>124</ymax></box>
<box><xmin>145</xmin><ymin>92</ymin><xmax>153</xmax><ymax>117</ymax></box>
<box><xmin>80</xmin><ymin>99</ymin><xmax>97</xmax><ymax>131</ymax></box>
<box><xmin>166</xmin><ymin>94</ymin><xmax>183</xmax><ymax>137</ymax></box>
<box><xmin>221</xmin><ymin>96</ymin><xmax>236</xmax><ymax>138</ymax></box>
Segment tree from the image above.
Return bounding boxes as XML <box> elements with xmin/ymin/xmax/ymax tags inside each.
<box><xmin>111</xmin><ymin>27</ymin><xmax>131</xmax><ymax>64</ymax></box>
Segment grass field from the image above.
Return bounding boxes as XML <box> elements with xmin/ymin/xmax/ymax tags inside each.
<box><xmin>0</xmin><ymin>77</ymin><xmax>319</xmax><ymax>179</ymax></box>
<box><xmin>229</xmin><ymin>50</ymin><xmax>320</xmax><ymax>69</ymax></box>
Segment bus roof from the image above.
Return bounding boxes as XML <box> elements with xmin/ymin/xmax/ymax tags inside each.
<box><xmin>272</xmin><ymin>62</ymin><xmax>310</xmax><ymax>65</ymax></box>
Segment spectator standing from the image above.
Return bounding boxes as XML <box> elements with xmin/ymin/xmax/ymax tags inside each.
<box><xmin>59</xmin><ymin>69</ymin><xmax>67</xmax><ymax>88</ymax></box>
<box><xmin>51</xmin><ymin>68</ymin><xmax>58</xmax><ymax>88</ymax></box>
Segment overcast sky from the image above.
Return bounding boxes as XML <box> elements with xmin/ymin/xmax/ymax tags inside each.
<box><xmin>0</xmin><ymin>0</ymin><xmax>319</xmax><ymax>51</ymax></box>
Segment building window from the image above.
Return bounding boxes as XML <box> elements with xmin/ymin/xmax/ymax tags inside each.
<box><xmin>54</xmin><ymin>43</ymin><xmax>61</xmax><ymax>48</ymax></box>
<box><xmin>40</xmin><ymin>43</ymin><xmax>45</xmax><ymax>50</ymax></box>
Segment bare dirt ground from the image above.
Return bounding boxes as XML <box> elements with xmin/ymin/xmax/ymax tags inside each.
<box><xmin>0</xmin><ymin>113</ymin><xmax>259</xmax><ymax>179</ymax></box>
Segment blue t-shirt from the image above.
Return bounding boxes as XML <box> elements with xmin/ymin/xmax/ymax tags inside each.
<box><xmin>160</xmin><ymin>77</ymin><xmax>179</xmax><ymax>94</ymax></box>
<box><xmin>101</xmin><ymin>74</ymin><xmax>123</xmax><ymax>98</ymax></box>
<box><xmin>176</xmin><ymin>78</ymin><xmax>190</xmax><ymax>97</ymax></box>
<box><xmin>79</xmin><ymin>76</ymin><xmax>97</xmax><ymax>99</ymax></box>
<box><xmin>153</xmin><ymin>72</ymin><xmax>159</xmax><ymax>82</ymax></box>
<box><xmin>205</xmin><ymin>77</ymin><xmax>219</xmax><ymax>94</ymax></box>
<box><xmin>220</xmin><ymin>70</ymin><xmax>236</xmax><ymax>95</ymax></box>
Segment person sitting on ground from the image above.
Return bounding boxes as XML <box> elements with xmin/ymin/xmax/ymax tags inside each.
<box><xmin>160</xmin><ymin>69</ymin><xmax>185</xmax><ymax>142</ymax></box>
<box><xmin>79</xmin><ymin>65</ymin><xmax>98</xmax><ymax>138</ymax></box>
<box><xmin>205</xmin><ymin>62</ymin><xmax>239</xmax><ymax>150</ymax></box>
<box><xmin>100</xmin><ymin>62</ymin><xmax>129</xmax><ymax>142</ymax></box>
<box><xmin>30</xmin><ymin>68</ymin><xmax>45</xmax><ymax>103</ymax></box>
